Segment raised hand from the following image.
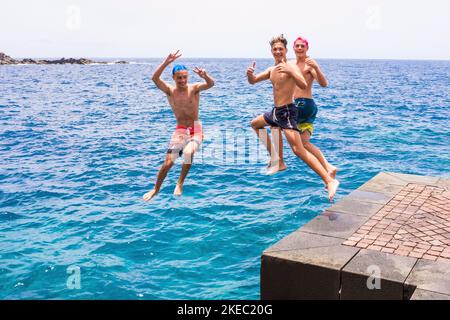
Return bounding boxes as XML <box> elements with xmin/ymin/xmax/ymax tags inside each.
<box><xmin>305</xmin><ymin>57</ymin><xmax>319</xmax><ymax>70</ymax></box>
<box><xmin>247</xmin><ymin>61</ymin><xmax>256</xmax><ymax>76</ymax></box>
<box><xmin>193</xmin><ymin>66</ymin><xmax>207</xmax><ymax>79</ymax></box>
<box><xmin>164</xmin><ymin>50</ymin><xmax>182</xmax><ymax>64</ymax></box>
<box><xmin>247</xmin><ymin>61</ymin><xmax>257</xmax><ymax>83</ymax></box>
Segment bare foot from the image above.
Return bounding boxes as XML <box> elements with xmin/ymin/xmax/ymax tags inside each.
<box><xmin>326</xmin><ymin>179</ymin><xmax>340</xmax><ymax>203</ymax></box>
<box><xmin>143</xmin><ymin>189</ymin><xmax>158</xmax><ymax>202</ymax></box>
<box><xmin>173</xmin><ymin>184</ymin><xmax>183</xmax><ymax>196</ymax></box>
<box><xmin>328</xmin><ymin>166</ymin><xmax>338</xmax><ymax>179</ymax></box>
<box><xmin>266</xmin><ymin>161</ymin><xmax>287</xmax><ymax>175</ymax></box>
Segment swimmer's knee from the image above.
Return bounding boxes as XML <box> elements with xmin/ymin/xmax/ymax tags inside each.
<box><xmin>303</xmin><ymin>141</ymin><xmax>312</xmax><ymax>149</ymax></box>
<box><xmin>292</xmin><ymin>146</ymin><xmax>306</xmax><ymax>158</ymax></box>
<box><xmin>250</xmin><ymin>118</ymin><xmax>262</xmax><ymax>130</ymax></box>
<box><xmin>163</xmin><ymin>158</ymin><xmax>175</xmax><ymax>168</ymax></box>
<box><xmin>182</xmin><ymin>155</ymin><xmax>193</xmax><ymax>166</ymax></box>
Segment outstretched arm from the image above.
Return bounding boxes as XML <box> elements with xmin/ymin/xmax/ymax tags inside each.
<box><xmin>247</xmin><ymin>61</ymin><xmax>271</xmax><ymax>84</ymax></box>
<box><xmin>193</xmin><ymin>67</ymin><xmax>215</xmax><ymax>92</ymax></box>
<box><xmin>151</xmin><ymin>50</ymin><xmax>182</xmax><ymax>95</ymax></box>
<box><xmin>305</xmin><ymin>57</ymin><xmax>328</xmax><ymax>87</ymax></box>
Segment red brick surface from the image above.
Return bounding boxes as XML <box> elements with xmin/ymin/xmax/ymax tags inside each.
<box><xmin>343</xmin><ymin>184</ymin><xmax>450</xmax><ymax>261</ymax></box>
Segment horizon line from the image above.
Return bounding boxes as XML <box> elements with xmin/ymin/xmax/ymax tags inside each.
<box><xmin>7</xmin><ymin>55</ymin><xmax>450</xmax><ymax>62</ymax></box>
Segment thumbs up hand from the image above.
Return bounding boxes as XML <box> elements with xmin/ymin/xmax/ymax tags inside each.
<box><xmin>247</xmin><ymin>61</ymin><xmax>256</xmax><ymax>75</ymax></box>
<box><xmin>247</xmin><ymin>61</ymin><xmax>257</xmax><ymax>83</ymax></box>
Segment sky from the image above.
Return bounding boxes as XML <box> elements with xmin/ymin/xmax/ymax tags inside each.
<box><xmin>1</xmin><ymin>0</ymin><xmax>449</xmax><ymax>60</ymax></box>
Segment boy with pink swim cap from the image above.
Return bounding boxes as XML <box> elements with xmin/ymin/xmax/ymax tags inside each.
<box><xmin>143</xmin><ymin>50</ymin><xmax>215</xmax><ymax>202</ymax></box>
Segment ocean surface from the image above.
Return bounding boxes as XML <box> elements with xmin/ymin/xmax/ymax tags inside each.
<box><xmin>1</xmin><ymin>58</ymin><xmax>449</xmax><ymax>299</ymax></box>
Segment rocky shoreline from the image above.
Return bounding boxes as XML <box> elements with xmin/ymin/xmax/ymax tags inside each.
<box><xmin>0</xmin><ymin>52</ymin><xmax>128</xmax><ymax>65</ymax></box>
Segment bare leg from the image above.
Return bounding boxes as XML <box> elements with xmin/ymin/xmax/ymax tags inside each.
<box><xmin>174</xmin><ymin>141</ymin><xmax>199</xmax><ymax>196</ymax></box>
<box><xmin>250</xmin><ymin>115</ymin><xmax>284</xmax><ymax>174</ymax></box>
<box><xmin>251</xmin><ymin>115</ymin><xmax>274</xmax><ymax>155</ymax></box>
<box><xmin>267</xmin><ymin>127</ymin><xmax>287</xmax><ymax>174</ymax></box>
<box><xmin>143</xmin><ymin>153</ymin><xmax>176</xmax><ymax>201</ymax></box>
<box><xmin>283</xmin><ymin>129</ymin><xmax>339</xmax><ymax>202</ymax></box>
<box><xmin>174</xmin><ymin>163</ymin><xmax>191</xmax><ymax>196</ymax></box>
<box><xmin>301</xmin><ymin>131</ymin><xmax>337</xmax><ymax>179</ymax></box>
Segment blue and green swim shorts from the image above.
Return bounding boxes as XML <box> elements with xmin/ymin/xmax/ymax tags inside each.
<box><xmin>295</xmin><ymin>97</ymin><xmax>318</xmax><ymax>135</ymax></box>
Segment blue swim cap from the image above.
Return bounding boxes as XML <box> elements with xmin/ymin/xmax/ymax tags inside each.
<box><xmin>172</xmin><ymin>64</ymin><xmax>187</xmax><ymax>75</ymax></box>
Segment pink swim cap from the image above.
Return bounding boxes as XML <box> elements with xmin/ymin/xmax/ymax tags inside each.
<box><xmin>293</xmin><ymin>37</ymin><xmax>309</xmax><ymax>49</ymax></box>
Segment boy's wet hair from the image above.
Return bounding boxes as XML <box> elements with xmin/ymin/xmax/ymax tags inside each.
<box><xmin>269</xmin><ymin>34</ymin><xmax>288</xmax><ymax>48</ymax></box>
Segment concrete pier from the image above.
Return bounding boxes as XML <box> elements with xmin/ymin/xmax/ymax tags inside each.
<box><xmin>261</xmin><ymin>172</ymin><xmax>450</xmax><ymax>300</ymax></box>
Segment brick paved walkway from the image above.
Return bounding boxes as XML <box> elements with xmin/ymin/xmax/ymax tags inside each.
<box><xmin>343</xmin><ymin>183</ymin><xmax>450</xmax><ymax>261</ymax></box>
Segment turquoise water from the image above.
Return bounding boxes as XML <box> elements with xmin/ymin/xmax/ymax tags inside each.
<box><xmin>1</xmin><ymin>59</ymin><xmax>449</xmax><ymax>299</ymax></box>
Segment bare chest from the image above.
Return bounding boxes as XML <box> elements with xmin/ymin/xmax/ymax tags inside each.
<box><xmin>270</xmin><ymin>70</ymin><xmax>292</xmax><ymax>89</ymax></box>
<box><xmin>298</xmin><ymin>63</ymin><xmax>315</xmax><ymax>84</ymax></box>
<box><xmin>170</xmin><ymin>89</ymin><xmax>198</xmax><ymax>107</ymax></box>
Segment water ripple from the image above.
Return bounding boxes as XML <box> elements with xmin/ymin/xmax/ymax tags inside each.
<box><xmin>0</xmin><ymin>59</ymin><xmax>449</xmax><ymax>299</ymax></box>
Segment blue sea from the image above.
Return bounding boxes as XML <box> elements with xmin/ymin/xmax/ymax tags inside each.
<box><xmin>1</xmin><ymin>59</ymin><xmax>449</xmax><ymax>299</ymax></box>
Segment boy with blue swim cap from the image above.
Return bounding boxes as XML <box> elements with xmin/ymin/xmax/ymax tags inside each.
<box><xmin>143</xmin><ymin>50</ymin><xmax>215</xmax><ymax>202</ymax></box>
<box><xmin>172</xmin><ymin>64</ymin><xmax>187</xmax><ymax>75</ymax></box>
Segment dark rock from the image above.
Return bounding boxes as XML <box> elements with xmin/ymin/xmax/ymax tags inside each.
<box><xmin>1</xmin><ymin>51</ymin><xmax>127</xmax><ymax>65</ymax></box>
<box><xmin>0</xmin><ymin>52</ymin><xmax>18</xmax><ymax>65</ymax></box>
<box><xmin>39</xmin><ymin>58</ymin><xmax>95</xmax><ymax>65</ymax></box>
<box><xmin>20</xmin><ymin>58</ymin><xmax>37</xmax><ymax>64</ymax></box>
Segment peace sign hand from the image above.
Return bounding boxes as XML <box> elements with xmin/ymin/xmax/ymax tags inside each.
<box><xmin>193</xmin><ymin>66</ymin><xmax>207</xmax><ymax>79</ymax></box>
<box><xmin>165</xmin><ymin>50</ymin><xmax>182</xmax><ymax>64</ymax></box>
